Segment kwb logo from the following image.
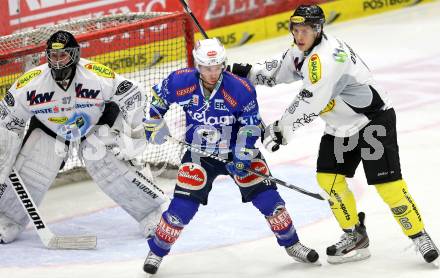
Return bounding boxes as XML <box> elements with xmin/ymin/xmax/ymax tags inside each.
<box><xmin>26</xmin><ymin>90</ymin><xmax>54</xmax><ymax>106</ymax></box>
<box><xmin>207</xmin><ymin>50</ymin><xmax>217</xmax><ymax>57</ymax></box>
<box><xmin>75</xmin><ymin>83</ymin><xmax>100</xmax><ymax>99</ymax></box>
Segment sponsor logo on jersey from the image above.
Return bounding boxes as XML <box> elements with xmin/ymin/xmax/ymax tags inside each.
<box><xmin>75</xmin><ymin>103</ymin><xmax>96</xmax><ymax>109</ymax></box>
<box><xmin>177</xmin><ymin>163</ymin><xmax>207</xmax><ymax>190</ymax></box>
<box><xmin>234</xmin><ymin>159</ymin><xmax>269</xmax><ymax>187</ymax></box>
<box><xmin>192</xmin><ymin>95</ymin><xmax>199</xmax><ymax>106</ymax></box>
<box><xmin>214</xmin><ymin>99</ymin><xmax>228</xmax><ymax>111</ymax></box>
<box><xmin>308</xmin><ymin>54</ymin><xmax>321</xmax><ymax>84</ymax></box>
<box><xmin>27</xmin><ymin>90</ymin><xmax>55</xmax><ymax>105</ymax></box>
<box><xmin>48</xmin><ymin>116</ymin><xmax>68</xmax><ymax>124</ymax></box>
<box><xmin>221</xmin><ymin>89</ymin><xmax>237</xmax><ymax>108</ymax></box>
<box><xmin>75</xmin><ymin>83</ymin><xmax>100</xmax><ymax>99</ymax></box>
<box><xmin>115</xmin><ymin>80</ymin><xmax>133</xmax><ymax>95</ymax></box>
<box><xmin>4</xmin><ymin>91</ymin><xmax>15</xmax><ymax>106</ymax></box>
<box><xmin>31</xmin><ymin>108</ymin><xmax>53</xmax><ymax>114</ymax></box>
<box><xmin>333</xmin><ymin>48</ymin><xmax>348</xmax><ymax>63</ymax></box>
<box><xmin>243</xmin><ymin>100</ymin><xmax>256</xmax><ymax>112</ymax></box>
<box><xmin>84</xmin><ymin>63</ymin><xmax>115</xmax><ymax>79</ymax></box>
<box><xmin>176</xmin><ymin>84</ymin><xmax>197</xmax><ymax>96</ymax></box>
<box><xmin>320</xmin><ymin>99</ymin><xmax>336</xmax><ymax>114</ymax></box>
<box><xmin>190</xmin><ymin>110</ymin><xmax>236</xmax><ymax>125</ymax></box>
<box><xmin>16</xmin><ymin>70</ymin><xmax>42</xmax><ymax>89</ymax></box>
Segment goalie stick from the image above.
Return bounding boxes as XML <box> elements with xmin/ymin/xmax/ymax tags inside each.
<box><xmin>166</xmin><ymin>136</ymin><xmax>325</xmax><ymax>201</ymax></box>
<box><xmin>7</xmin><ymin>167</ymin><xmax>97</xmax><ymax>249</ymax></box>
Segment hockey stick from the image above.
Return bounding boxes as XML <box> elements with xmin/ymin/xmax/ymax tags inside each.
<box><xmin>7</xmin><ymin>167</ymin><xmax>97</xmax><ymax>249</ymax></box>
<box><xmin>179</xmin><ymin>0</ymin><xmax>209</xmax><ymax>39</ymax></box>
<box><xmin>166</xmin><ymin>136</ymin><xmax>325</xmax><ymax>201</ymax></box>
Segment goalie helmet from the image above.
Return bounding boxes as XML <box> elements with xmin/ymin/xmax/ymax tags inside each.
<box><xmin>45</xmin><ymin>30</ymin><xmax>80</xmax><ymax>81</ymax></box>
<box><xmin>192</xmin><ymin>38</ymin><xmax>227</xmax><ymax>70</ymax></box>
<box><xmin>289</xmin><ymin>5</ymin><xmax>325</xmax><ymax>33</ymax></box>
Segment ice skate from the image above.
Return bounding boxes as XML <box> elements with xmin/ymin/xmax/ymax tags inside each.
<box><xmin>411</xmin><ymin>230</ymin><xmax>439</xmax><ymax>267</ymax></box>
<box><xmin>285</xmin><ymin>241</ymin><xmax>320</xmax><ymax>265</ymax></box>
<box><xmin>143</xmin><ymin>251</ymin><xmax>163</xmax><ymax>275</ymax></box>
<box><xmin>327</xmin><ymin>212</ymin><xmax>370</xmax><ymax>264</ymax></box>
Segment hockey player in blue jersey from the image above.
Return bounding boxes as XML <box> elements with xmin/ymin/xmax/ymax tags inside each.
<box><xmin>142</xmin><ymin>38</ymin><xmax>320</xmax><ymax>275</ymax></box>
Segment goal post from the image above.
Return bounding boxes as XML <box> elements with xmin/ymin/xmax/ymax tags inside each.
<box><xmin>0</xmin><ymin>12</ymin><xmax>195</xmax><ymax>182</ymax></box>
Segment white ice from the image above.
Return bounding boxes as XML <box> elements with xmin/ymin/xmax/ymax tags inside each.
<box><xmin>1</xmin><ymin>2</ymin><xmax>440</xmax><ymax>277</ymax></box>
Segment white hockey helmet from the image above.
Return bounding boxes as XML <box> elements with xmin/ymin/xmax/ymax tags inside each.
<box><xmin>192</xmin><ymin>38</ymin><xmax>227</xmax><ymax>70</ymax></box>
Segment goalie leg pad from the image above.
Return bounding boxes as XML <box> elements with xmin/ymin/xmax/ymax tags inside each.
<box><xmin>252</xmin><ymin>189</ymin><xmax>299</xmax><ymax>247</ymax></box>
<box><xmin>0</xmin><ymin>213</ymin><xmax>25</xmax><ymax>243</ymax></box>
<box><xmin>0</xmin><ymin>128</ymin><xmax>66</xmax><ymax>238</ymax></box>
<box><xmin>81</xmin><ymin>139</ymin><xmax>169</xmax><ymax>223</ymax></box>
<box><xmin>317</xmin><ymin>172</ymin><xmax>359</xmax><ymax>229</ymax></box>
<box><xmin>375</xmin><ymin>179</ymin><xmax>424</xmax><ymax>236</ymax></box>
<box><xmin>148</xmin><ymin>196</ymin><xmax>199</xmax><ymax>257</ymax></box>
<box><xmin>0</xmin><ymin>127</ymin><xmax>21</xmax><ymax>184</ymax></box>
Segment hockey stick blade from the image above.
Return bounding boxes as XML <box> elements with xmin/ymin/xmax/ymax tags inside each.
<box><xmin>48</xmin><ymin>235</ymin><xmax>97</xmax><ymax>250</ymax></box>
<box><xmin>166</xmin><ymin>136</ymin><xmax>325</xmax><ymax>201</ymax></box>
<box><xmin>8</xmin><ymin>168</ymin><xmax>97</xmax><ymax>250</ymax></box>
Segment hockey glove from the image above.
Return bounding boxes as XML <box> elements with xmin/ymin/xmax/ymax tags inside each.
<box><xmin>226</xmin><ymin>148</ymin><xmax>253</xmax><ymax>178</ymax></box>
<box><xmin>226</xmin><ymin>63</ymin><xmax>252</xmax><ymax>78</ymax></box>
<box><xmin>144</xmin><ymin>118</ymin><xmax>170</xmax><ymax>145</ymax></box>
<box><xmin>262</xmin><ymin>121</ymin><xmax>287</xmax><ymax>153</ymax></box>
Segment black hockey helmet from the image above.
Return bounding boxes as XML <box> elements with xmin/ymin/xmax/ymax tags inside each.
<box><xmin>45</xmin><ymin>30</ymin><xmax>80</xmax><ymax>81</ymax></box>
<box><xmin>289</xmin><ymin>5</ymin><xmax>325</xmax><ymax>32</ymax></box>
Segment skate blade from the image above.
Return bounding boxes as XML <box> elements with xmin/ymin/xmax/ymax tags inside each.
<box><xmin>292</xmin><ymin>258</ymin><xmax>322</xmax><ymax>266</ymax></box>
<box><xmin>431</xmin><ymin>258</ymin><xmax>439</xmax><ymax>268</ymax></box>
<box><xmin>327</xmin><ymin>248</ymin><xmax>371</xmax><ymax>264</ymax></box>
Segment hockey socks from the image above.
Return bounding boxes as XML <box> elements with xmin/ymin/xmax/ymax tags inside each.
<box><xmin>148</xmin><ymin>196</ymin><xmax>199</xmax><ymax>257</ymax></box>
<box><xmin>375</xmin><ymin>179</ymin><xmax>424</xmax><ymax>237</ymax></box>
<box><xmin>252</xmin><ymin>189</ymin><xmax>299</xmax><ymax>246</ymax></box>
<box><xmin>317</xmin><ymin>173</ymin><xmax>359</xmax><ymax>229</ymax></box>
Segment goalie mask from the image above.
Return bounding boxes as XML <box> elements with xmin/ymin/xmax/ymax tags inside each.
<box><xmin>192</xmin><ymin>38</ymin><xmax>227</xmax><ymax>71</ymax></box>
<box><xmin>45</xmin><ymin>30</ymin><xmax>80</xmax><ymax>81</ymax></box>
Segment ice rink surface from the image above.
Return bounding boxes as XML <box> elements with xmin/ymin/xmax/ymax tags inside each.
<box><xmin>1</xmin><ymin>2</ymin><xmax>440</xmax><ymax>277</ymax></box>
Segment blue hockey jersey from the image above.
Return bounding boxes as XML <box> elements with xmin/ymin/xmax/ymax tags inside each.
<box><xmin>150</xmin><ymin>68</ymin><xmax>261</xmax><ymax>153</ymax></box>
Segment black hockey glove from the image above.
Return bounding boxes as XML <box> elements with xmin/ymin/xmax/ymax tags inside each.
<box><xmin>262</xmin><ymin>121</ymin><xmax>287</xmax><ymax>152</ymax></box>
<box><xmin>226</xmin><ymin>63</ymin><xmax>252</xmax><ymax>78</ymax></box>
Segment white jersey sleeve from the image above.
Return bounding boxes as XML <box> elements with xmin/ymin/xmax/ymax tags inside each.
<box><xmin>0</xmin><ymin>84</ymin><xmax>33</xmax><ymax>136</ymax></box>
<box><xmin>248</xmin><ymin>47</ymin><xmax>303</xmax><ymax>87</ymax></box>
<box><xmin>278</xmin><ymin>44</ymin><xmax>347</xmax><ymax>141</ymax></box>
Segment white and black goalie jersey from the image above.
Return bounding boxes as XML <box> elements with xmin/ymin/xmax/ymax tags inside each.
<box><xmin>0</xmin><ymin>58</ymin><xmax>146</xmax><ymax>141</ymax></box>
<box><xmin>248</xmin><ymin>33</ymin><xmax>392</xmax><ymax>138</ymax></box>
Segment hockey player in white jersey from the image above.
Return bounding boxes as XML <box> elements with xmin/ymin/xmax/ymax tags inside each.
<box><xmin>228</xmin><ymin>5</ymin><xmax>439</xmax><ymax>265</ymax></box>
<box><xmin>0</xmin><ymin>30</ymin><xmax>168</xmax><ymax>244</ymax></box>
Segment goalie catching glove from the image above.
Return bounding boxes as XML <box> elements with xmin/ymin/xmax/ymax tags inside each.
<box><xmin>144</xmin><ymin>118</ymin><xmax>170</xmax><ymax>145</ymax></box>
<box><xmin>262</xmin><ymin>121</ymin><xmax>287</xmax><ymax>153</ymax></box>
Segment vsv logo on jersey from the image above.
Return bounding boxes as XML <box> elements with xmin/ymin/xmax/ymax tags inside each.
<box><xmin>75</xmin><ymin>83</ymin><xmax>100</xmax><ymax>99</ymax></box>
<box><xmin>27</xmin><ymin>90</ymin><xmax>54</xmax><ymax>106</ymax></box>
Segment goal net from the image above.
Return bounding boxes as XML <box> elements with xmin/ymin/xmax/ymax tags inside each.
<box><xmin>0</xmin><ymin>12</ymin><xmax>194</xmax><ymax>183</ymax></box>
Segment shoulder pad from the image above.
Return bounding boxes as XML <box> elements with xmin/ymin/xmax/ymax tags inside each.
<box><xmin>84</xmin><ymin>62</ymin><xmax>115</xmax><ymax>79</ymax></box>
